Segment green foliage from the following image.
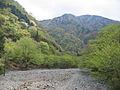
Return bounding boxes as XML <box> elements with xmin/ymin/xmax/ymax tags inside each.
<box><xmin>0</xmin><ymin>27</ymin><xmax>5</xmax><ymax>54</ymax></box>
<box><xmin>7</xmin><ymin>0</ymin><xmax>61</xmax><ymax>51</ymax></box>
<box><xmin>0</xmin><ymin>14</ymin><xmax>6</xmax><ymax>24</ymax></box>
<box><xmin>15</xmin><ymin>29</ymin><xmax>31</xmax><ymax>40</ymax></box>
<box><xmin>38</xmin><ymin>41</ymin><xmax>49</xmax><ymax>54</ymax></box>
<box><xmin>79</xmin><ymin>23</ymin><xmax>120</xmax><ymax>89</ymax></box>
<box><xmin>4</xmin><ymin>37</ymin><xmax>40</xmax><ymax>68</ymax></box>
<box><xmin>0</xmin><ymin>6</ymin><xmax>61</xmax><ymax>53</ymax></box>
<box><xmin>28</xmin><ymin>26</ymin><xmax>38</xmax><ymax>38</ymax></box>
<box><xmin>0</xmin><ymin>0</ymin><xmax>61</xmax><ymax>52</ymax></box>
<box><xmin>33</xmin><ymin>55</ymin><xmax>79</xmax><ymax>69</ymax></box>
<box><xmin>4</xmin><ymin>36</ymin><xmax>79</xmax><ymax>69</ymax></box>
<box><xmin>60</xmin><ymin>33</ymin><xmax>82</xmax><ymax>55</ymax></box>
<box><xmin>41</xmin><ymin>25</ymin><xmax>83</xmax><ymax>55</ymax></box>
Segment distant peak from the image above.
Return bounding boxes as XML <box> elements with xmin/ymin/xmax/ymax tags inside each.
<box><xmin>53</xmin><ymin>13</ymin><xmax>76</xmax><ymax>20</ymax></box>
<box><xmin>62</xmin><ymin>14</ymin><xmax>75</xmax><ymax>17</ymax></box>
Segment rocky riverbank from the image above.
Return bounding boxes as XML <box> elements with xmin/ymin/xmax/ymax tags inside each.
<box><xmin>0</xmin><ymin>69</ymin><xmax>108</xmax><ymax>90</ymax></box>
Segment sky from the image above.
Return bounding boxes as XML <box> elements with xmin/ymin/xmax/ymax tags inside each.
<box><xmin>15</xmin><ymin>0</ymin><xmax>120</xmax><ymax>21</ymax></box>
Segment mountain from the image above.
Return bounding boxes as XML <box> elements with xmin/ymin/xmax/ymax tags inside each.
<box><xmin>40</xmin><ymin>14</ymin><xmax>119</xmax><ymax>55</ymax></box>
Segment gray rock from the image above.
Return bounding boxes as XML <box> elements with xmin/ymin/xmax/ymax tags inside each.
<box><xmin>0</xmin><ymin>69</ymin><xmax>108</xmax><ymax>90</ymax></box>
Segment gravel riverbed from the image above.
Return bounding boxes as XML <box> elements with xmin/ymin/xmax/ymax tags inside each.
<box><xmin>0</xmin><ymin>69</ymin><xmax>108</xmax><ymax>90</ymax></box>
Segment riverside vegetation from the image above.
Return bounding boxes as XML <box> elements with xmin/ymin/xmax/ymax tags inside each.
<box><xmin>0</xmin><ymin>0</ymin><xmax>120</xmax><ymax>90</ymax></box>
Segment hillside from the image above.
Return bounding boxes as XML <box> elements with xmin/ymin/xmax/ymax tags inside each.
<box><xmin>79</xmin><ymin>23</ymin><xmax>120</xmax><ymax>89</ymax></box>
<box><xmin>0</xmin><ymin>0</ymin><xmax>79</xmax><ymax>71</ymax></box>
<box><xmin>41</xmin><ymin>14</ymin><xmax>119</xmax><ymax>55</ymax></box>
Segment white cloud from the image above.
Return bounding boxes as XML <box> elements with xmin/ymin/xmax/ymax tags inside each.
<box><xmin>15</xmin><ymin>0</ymin><xmax>120</xmax><ymax>20</ymax></box>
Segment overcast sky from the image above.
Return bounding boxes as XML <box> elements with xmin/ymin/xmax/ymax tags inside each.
<box><xmin>15</xmin><ymin>0</ymin><xmax>120</xmax><ymax>21</ymax></box>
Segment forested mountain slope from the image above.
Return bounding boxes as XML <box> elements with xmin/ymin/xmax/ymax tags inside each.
<box><xmin>0</xmin><ymin>0</ymin><xmax>62</xmax><ymax>51</ymax></box>
<box><xmin>0</xmin><ymin>0</ymin><xmax>79</xmax><ymax>71</ymax></box>
<box><xmin>41</xmin><ymin>14</ymin><xmax>119</xmax><ymax>55</ymax></box>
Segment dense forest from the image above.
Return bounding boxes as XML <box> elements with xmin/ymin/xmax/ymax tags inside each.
<box><xmin>0</xmin><ymin>0</ymin><xmax>120</xmax><ymax>89</ymax></box>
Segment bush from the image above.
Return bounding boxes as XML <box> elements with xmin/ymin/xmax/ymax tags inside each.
<box><xmin>34</xmin><ymin>55</ymin><xmax>79</xmax><ymax>69</ymax></box>
<box><xmin>4</xmin><ymin>37</ymin><xmax>41</xmax><ymax>68</ymax></box>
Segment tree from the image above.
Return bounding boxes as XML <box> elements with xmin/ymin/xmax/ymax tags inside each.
<box><xmin>0</xmin><ymin>29</ymin><xmax>5</xmax><ymax>55</ymax></box>
<box><xmin>0</xmin><ymin>14</ymin><xmax>6</xmax><ymax>25</ymax></box>
<box><xmin>0</xmin><ymin>0</ymin><xmax>8</xmax><ymax>8</ymax></box>
<box><xmin>15</xmin><ymin>29</ymin><xmax>31</xmax><ymax>40</ymax></box>
<box><xmin>0</xmin><ymin>58</ymin><xmax>4</xmax><ymax>74</ymax></box>
<box><xmin>38</xmin><ymin>41</ymin><xmax>49</xmax><ymax>54</ymax></box>
<box><xmin>4</xmin><ymin>37</ymin><xmax>40</xmax><ymax>68</ymax></box>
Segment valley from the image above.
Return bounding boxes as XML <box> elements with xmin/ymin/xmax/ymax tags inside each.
<box><xmin>0</xmin><ymin>0</ymin><xmax>120</xmax><ymax>89</ymax></box>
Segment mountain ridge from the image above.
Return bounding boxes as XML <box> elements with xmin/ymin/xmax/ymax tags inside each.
<box><xmin>41</xmin><ymin>14</ymin><xmax>119</xmax><ymax>22</ymax></box>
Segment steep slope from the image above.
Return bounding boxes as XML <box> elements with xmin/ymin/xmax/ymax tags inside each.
<box><xmin>0</xmin><ymin>0</ymin><xmax>62</xmax><ymax>53</ymax></box>
<box><xmin>0</xmin><ymin>0</ymin><xmax>67</xmax><ymax>70</ymax></box>
<box><xmin>41</xmin><ymin>14</ymin><xmax>119</xmax><ymax>55</ymax></box>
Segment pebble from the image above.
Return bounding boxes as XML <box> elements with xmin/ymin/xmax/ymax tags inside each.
<box><xmin>0</xmin><ymin>69</ymin><xmax>108</xmax><ymax>90</ymax></box>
